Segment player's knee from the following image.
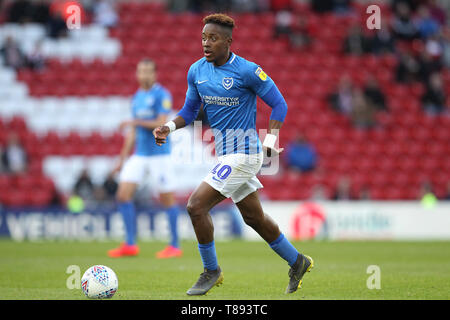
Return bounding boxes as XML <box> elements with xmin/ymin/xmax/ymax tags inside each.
<box><xmin>116</xmin><ymin>189</ymin><xmax>132</xmax><ymax>203</ymax></box>
<box><xmin>186</xmin><ymin>198</ymin><xmax>203</xmax><ymax>218</ymax></box>
<box><xmin>186</xmin><ymin>201</ymin><xmax>197</xmax><ymax>216</ymax></box>
<box><xmin>242</xmin><ymin>213</ymin><xmax>263</xmax><ymax>229</ymax></box>
<box><xmin>160</xmin><ymin>192</ymin><xmax>175</xmax><ymax>207</ymax></box>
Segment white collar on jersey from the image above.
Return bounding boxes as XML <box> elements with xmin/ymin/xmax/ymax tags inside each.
<box><xmin>228</xmin><ymin>52</ymin><xmax>236</xmax><ymax>64</ymax></box>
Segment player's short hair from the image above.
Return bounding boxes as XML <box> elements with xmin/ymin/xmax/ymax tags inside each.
<box><xmin>138</xmin><ymin>58</ymin><xmax>156</xmax><ymax>70</ymax></box>
<box><xmin>203</xmin><ymin>13</ymin><xmax>235</xmax><ymax>36</ymax></box>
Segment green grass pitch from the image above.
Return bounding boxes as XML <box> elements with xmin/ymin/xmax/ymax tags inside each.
<box><xmin>0</xmin><ymin>239</ymin><xmax>449</xmax><ymax>300</ymax></box>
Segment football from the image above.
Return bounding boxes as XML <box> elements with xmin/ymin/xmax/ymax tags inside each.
<box><xmin>81</xmin><ymin>265</ymin><xmax>118</xmax><ymax>299</ymax></box>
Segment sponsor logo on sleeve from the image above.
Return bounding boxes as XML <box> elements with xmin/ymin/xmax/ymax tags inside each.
<box><xmin>162</xmin><ymin>98</ymin><xmax>172</xmax><ymax>110</ymax></box>
<box><xmin>255</xmin><ymin>67</ymin><xmax>267</xmax><ymax>81</ymax></box>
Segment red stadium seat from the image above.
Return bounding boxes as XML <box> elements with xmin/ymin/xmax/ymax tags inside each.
<box><xmin>1</xmin><ymin>191</ymin><xmax>29</xmax><ymax>207</ymax></box>
<box><xmin>15</xmin><ymin>175</ymin><xmax>36</xmax><ymax>190</ymax></box>
<box><xmin>29</xmin><ymin>190</ymin><xmax>53</xmax><ymax>207</ymax></box>
<box><xmin>0</xmin><ymin>175</ymin><xmax>11</xmax><ymax>192</ymax></box>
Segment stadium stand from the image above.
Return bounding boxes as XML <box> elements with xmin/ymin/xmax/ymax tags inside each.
<box><xmin>0</xmin><ymin>0</ymin><xmax>449</xmax><ymax>207</ymax></box>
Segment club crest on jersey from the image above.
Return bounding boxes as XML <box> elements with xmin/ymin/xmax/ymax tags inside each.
<box><xmin>222</xmin><ymin>77</ymin><xmax>234</xmax><ymax>90</ymax></box>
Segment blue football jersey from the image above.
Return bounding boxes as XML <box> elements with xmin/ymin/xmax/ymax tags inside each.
<box><xmin>185</xmin><ymin>53</ymin><xmax>275</xmax><ymax>156</ymax></box>
<box><xmin>131</xmin><ymin>83</ymin><xmax>172</xmax><ymax>156</ymax></box>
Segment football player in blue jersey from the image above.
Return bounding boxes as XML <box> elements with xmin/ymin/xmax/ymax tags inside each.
<box><xmin>108</xmin><ymin>58</ymin><xmax>182</xmax><ymax>259</ymax></box>
<box><xmin>154</xmin><ymin>14</ymin><xmax>313</xmax><ymax>295</ymax></box>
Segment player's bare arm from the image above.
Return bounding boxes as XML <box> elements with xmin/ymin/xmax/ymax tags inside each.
<box><xmin>113</xmin><ymin>128</ymin><xmax>136</xmax><ymax>173</ymax></box>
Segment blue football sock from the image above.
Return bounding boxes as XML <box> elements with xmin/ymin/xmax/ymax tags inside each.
<box><xmin>198</xmin><ymin>241</ymin><xmax>218</xmax><ymax>271</ymax></box>
<box><xmin>118</xmin><ymin>201</ymin><xmax>136</xmax><ymax>245</ymax></box>
<box><xmin>269</xmin><ymin>233</ymin><xmax>299</xmax><ymax>267</ymax></box>
<box><xmin>166</xmin><ymin>205</ymin><xmax>179</xmax><ymax>248</ymax></box>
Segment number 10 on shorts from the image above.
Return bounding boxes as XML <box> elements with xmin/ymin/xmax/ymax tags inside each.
<box><xmin>211</xmin><ymin>163</ymin><xmax>232</xmax><ymax>180</ymax></box>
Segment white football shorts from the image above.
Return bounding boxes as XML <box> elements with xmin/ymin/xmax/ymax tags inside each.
<box><xmin>203</xmin><ymin>152</ymin><xmax>264</xmax><ymax>203</ymax></box>
<box><xmin>119</xmin><ymin>154</ymin><xmax>177</xmax><ymax>193</ymax></box>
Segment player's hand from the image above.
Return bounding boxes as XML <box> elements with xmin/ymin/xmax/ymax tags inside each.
<box><xmin>111</xmin><ymin>159</ymin><xmax>124</xmax><ymax>174</ymax></box>
<box><xmin>153</xmin><ymin>125</ymin><xmax>170</xmax><ymax>146</ymax></box>
<box><xmin>263</xmin><ymin>146</ymin><xmax>284</xmax><ymax>158</ymax></box>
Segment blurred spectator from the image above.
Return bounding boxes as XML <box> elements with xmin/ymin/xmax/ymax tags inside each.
<box><xmin>48</xmin><ymin>188</ymin><xmax>62</xmax><ymax>207</ymax></box>
<box><xmin>102</xmin><ymin>172</ymin><xmax>118</xmax><ymax>201</ymax></box>
<box><xmin>285</xmin><ymin>133</ymin><xmax>318</xmax><ymax>172</ymax></box>
<box><xmin>421</xmin><ymin>72</ymin><xmax>447</xmax><ymax>115</ymax></box>
<box><xmin>7</xmin><ymin>0</ymin><xmax>52</xmax><ymax>24</ymax></box>
<box><xmin>73</xmin><ymin>169</ymin><xmax>94</xmax><ymax>201</ymax></box>
<box><xmin>391</xmin><ymin>1</ymin><xmax>419</xmax><ymax>41</ymax></box>
<box><xmin>351</xmin><ymin>88</ymin><xmax>376</xmax><ymax>129</ymax></box>
<box><xmin>47</xmin><ymin>9</ymin><xmax>67</xmax><ymax>38</ymax></box>
<box><xmin>27</xmin><ymin>40</ymin><xmax>46</xmax><ymax>71</ymax></box>
<box><xmin>0</xmin><ymin>36</ymin><xmax>26</xmax><ymax>70</ymax></box>
<box><xmin>232</xmin><ymin>0</ymin><xmax>265</xmax><ymax>12</ymax></box>
<box><xmin>169</xmin><ymin>0</ymin><xmax>190</xmax><ymax>12</ymax></box>
<box><xmin>273</xmin><ymin>8</ymin><xmax>293</xmax><ymax>39</ymax></box>
<box><xmin>7</xmin><ymin>0</ymin><xmax>33</xmax><ymax>23</ymax></box>
<box><xmin>417</xmin><ymin>47</ymin><xmax>442</xmax><ymax>84</ymax></box>
<box><xmin>329</xmin><ymin>77</ymin><xmax>381</xmax><ymax>129</ymax></box>
<box><xmin>186</xmin><ymin>0</ymin><xmax>205</xmax><ymax>12</ymax></box>
<box><xmin>92</xmin><ymin>186</ymin><xmax>107</xmax><ymax>203</ymax></box>
<box><xmin>445</xmin><ymin>182</ymin><xmax>450</xmax><ymax>200</ymax></box>
<box><xmin>328</xmin><ymin>75</ymin><xmax>354</xmax><ymax>114</ymax></box>
<box><xmin>229</xmin><ymin>0</ymin><xmax>249</xmax><ymax>12</ymax></box>
<box><xmin>67</xmin><ymin>193</ymin><xmax>85</xmax><ymax>214</ymax></box>
<box><xmin>310</xmin><ymin>184</ymin><xmax>329</xmax><ymax>201</ymax></box>
<box><xmin>369</xmin><ymin>21</ymin><xmax>396</xmax><ymax>55</ymax></box>
<box><xmin>288</xmin><ymin>14</ymin><xmax>312</xmax><ymax>50</ymax></box>
<box><xmin>363</xmin><ymin>76</ymin><xmax>388</xmax><ymax>112</ymax></box>
<box><xmin>424</xmin><ymin>33</ymin><xmax>444</xmax><ymax>61</ymax></box>
<box><xmin>332</xmin><ymin>176</ymin><xmax>355</xmax><ymax>200</ymax></box>
<box><xmin>32</xmin><ymin>0</ymin><xmax>51</xmax><ymax>24</ymax></box>
<box><xmin>1</xmin><ymin>133</ymin><xmax>28</xmax><ymax>174</ymax></box>
<box><xmin>93</xmin><ymin>0</ymin><xmax>118</xmax><ymax>28</ymax></box>
<box><xmin>444</xmin><ymin>27</ymin><xmax>450</xmax><ymax>68</ymax></box>
<box><xmin>428</xmin><ymin>0</ymin><xmax>446</xmax><ymax>27</ymax></box>
<box><xmin>420</xmin><ymin>180</ymin><xmax>438</xmax><ymax>209</ymax></box>
<box><xmin>391</xmin><ymin>0</ymin><xmax>417</xmax><ymax>13</ymax></box>
<box><xmin>343</xmin><ymin>25</ymin><xmax>371</xmax><ymax>55</ymax></box>
<box><xmin>0</xmin><ymin>145</ymin><xmax>6</xmax><ymax>173</ymax></box>
<box><xmin>395</xmin><ymin>51</ymin><xmax>420</xmax><ymax>83</ymax></box>
<box><xmin>258</xmin><ymin>0</ymin><xmax>270</xmax><ymax>11</ymax></box>
<box><xmin>333</xmin><ymin>0</ymin><xmax>353</xmax><ymax>15</ymax></box>
<box><xmin>310</xmin><ymin>0</ymin><xmax>334</xmax><ymax>13</ymax></box>
<box><xmin>185</xmin><ymin>0</ymin><xmax>267</xmax><ymax>12</ymax></box>
<box><xmin>415</xmin><ymin>5</ymin><xmax>440</xmax><ymax>40</ymax></box>
<box><xmin>358</xmin><ymin>185</ymin><xmax>371</xmax><ymax>200</ymax></box>
<box><xmin>270</xmin><ymin>0</ymin><xmax>292</xmax><ymax>12</ymax></box>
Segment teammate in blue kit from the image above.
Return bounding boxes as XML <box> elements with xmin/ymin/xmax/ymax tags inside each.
<box><xmin>153</xmin><ymin>14</ymin><xmax>313</xmax><ymax>295</ymax></box>
<box><xmin>108</xmin><ymin>59</ymin><xmax>182</xmax><ymax>259</ymax></box>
